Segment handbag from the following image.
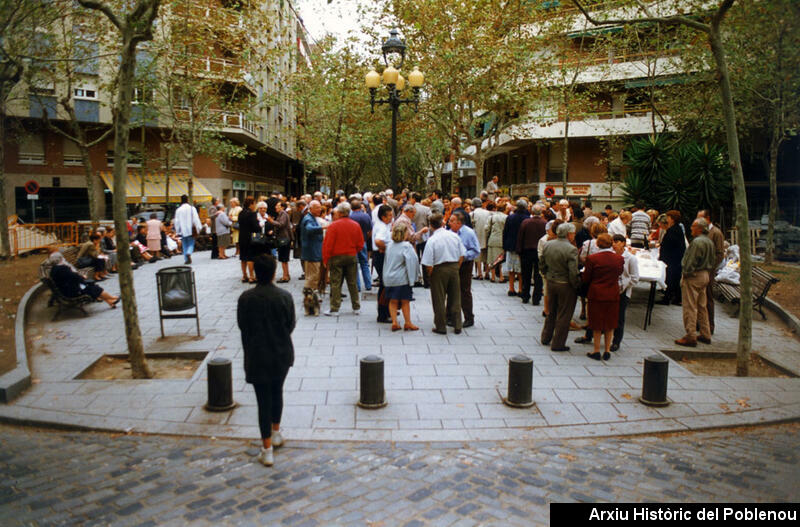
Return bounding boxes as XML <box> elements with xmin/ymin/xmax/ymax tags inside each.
<box><xmin>232</xmin><ymin>222</ymin><xmax>239</xmax><ymax>230</ymax></box>
<box><xmin>76</xmin><ymin>256</ymin><xmax>93</xmax><ymax>268</ymax></box>
<box><xmin>276</xmin><ymin>238</ymin><xmax>290</xmax><ymax>248</ymax></box>
<box><xmin>251</xmin><ymin>232</ymin><xmax>268</xmax><ymax>246</ymax></box>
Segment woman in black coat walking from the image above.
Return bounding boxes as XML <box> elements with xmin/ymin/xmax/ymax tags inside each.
<box><xmin>658</xmin><ymin>210</ymin><xmax>686</xmax><ymax>305</ymax></box>
<box><xmin>237</xmin><ymin>196</ymin><xmax>260</xmax><ymax>283</ymax></box>
<box><xmin>237</xmin><ymin>254</ymin><xmax>295</xmax><ymax>467</ymax></box>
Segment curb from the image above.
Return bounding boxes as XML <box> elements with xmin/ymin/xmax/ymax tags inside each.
<box><xmin>0</xmin><ymin>282</ymin><xmax>43</xmax><ymax>403</ymax></box>
<box><xmin>765</xmin><ymin>297</ymin><xmax>800</xmax><ymax>335</ymax></box>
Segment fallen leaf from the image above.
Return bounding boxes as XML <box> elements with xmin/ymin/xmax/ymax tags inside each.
<box><xmin>617</xmin><ymin>414</ymin><xmax>627</xmax><ymax>419</ymax></box>
<box><xmin>558</xmin><ymin>453</ymin><xmax>577</xmax><ymax>462</ymax></box>
<box><xmin>32</xmin><ymin>378</ymin><xmax>41</xmax><ymax>384</ymax></box>
<box><xmin>719</xmin><ymin>403</ymin><xmax>731</xmax><ymax>413</ymax></box>
<box><xmin>736</xmin><ymin>398</ymin><xmax>751</xmax><ymax>408</ymax></box>
<box><xmin>621</xmin><ymin>393</ymin><xmax>633</xmax><ymax>400</ymax></box>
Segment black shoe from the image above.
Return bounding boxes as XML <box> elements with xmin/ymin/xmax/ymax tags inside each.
<box><xmin>610</xmin><ymin>343</ymin><xmax>620</xmax><ymax>352</ymax></box>
<box><xmin>187</xmin><ymin>255</ymin><xmax>192</xmax><ymax>264</ymax></box>
<box><xmin>587</xmin><ymin>352</ymin><xmax>602</xmax><ymax>361</ymax></box>
<box><xmin>551</xmin><ymin>346</ymin><xmax>570</xmax><ymax>352</ymax></box>
<box><xmin>463</xmin><ymin>320</ymin><xmax>474</xmax><ymax>328</ymax></box>
<box><xmin>542</xmin><ymin>311</ymin><xmax>547</xmax><ymax>317</ymax></box>
<box><xmin>532</xmin><ymin>299</ymin><xmax>540</xmax><ymax>306</ymax></box>
<box><xmin>454</xmin><ymin>328</ymin><xmax>462</xmax><ymax>334</ymax></box>
<box><xmin>446</xmin><ymin>320</ymin><xmax>454</xmax><ymax>327</ymax></box>
<box><xmin>520</xmin><ymin>297</ymin><xmax>529</xmax><ymax>304</ymax></box>
<box><xmin>602</xmin><ymin>352</ymin><xmax>610</xmax><ymax>361</ymax></box>
<box><xmin>541</xmin><ymin>339</ymin><xmax>551</xmax><ymax>346</ymax></box>
<box><xmin>574</xmin><ymin>336</ymin><xmax>592</xmax><ymax>344</ymax></box>
<box><xmin>656</xmin><ymin>298</ymin><xmax>671</xmax><ymax>306</ymax></box>
<box><xmin>377</xmin><ymin>318</ymin><xmax>392</xmax><ymax>324</ymax></box>
<box><xmin>507</xmin><ymin>291</ymin><xmax>517</xmax><ymax>297</ymax></box>
<box><xmin>432</xmin><ymin>328</ymin><xmax>447</xmax><ymax>335</ymax></box>
<box><xmin>299</xmin><ymin>274</ymin><xmax>306</xmax><ymax>280</ymax></box>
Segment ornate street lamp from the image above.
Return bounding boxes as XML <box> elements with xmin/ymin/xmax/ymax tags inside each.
<box><xmin>365</xmin><ymin>29</ymin><xmax>424</xmax><ymax>191</ymax></box>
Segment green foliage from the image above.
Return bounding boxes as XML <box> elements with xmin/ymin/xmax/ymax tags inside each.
<box><xmin>621</xmin><ymin>135</ymin><xmax>731</xmax><ymax>218</ymax></box>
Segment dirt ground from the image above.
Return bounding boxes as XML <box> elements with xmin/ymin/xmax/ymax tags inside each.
<box><xmin>761</xmin><ymin>263</ymin><xmax>800</xmax><ymax>320</ymax></box>
<box><xmin>0</xmin><ymin>253</ymin><xmax>48</xmax><ymax>376</ymax></box>
<box><xmin>676</xmin><ymin>354</ymin><xmax>794</xmax><ymax>378</ymax></box>
<box><xmin>77</xmin><ymin>355</ymin><xmax>203</xmax><ymax>380</ymax></box>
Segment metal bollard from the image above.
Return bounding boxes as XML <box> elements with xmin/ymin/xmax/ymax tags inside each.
<box><xmin>639</xmin><ymin>354</ymin><xmax>670</xmax><ymax>407</ymax></box>
<box><xmin>503</xmin><ymin>355</ymin><xmax>534</xmax><ymax>408</ymax></box>
<box><xmin>205</xmin><ymin>357</ymin><xmax>236</xmax><ymax>412</ymax></box>
<box><xmin>358</xmin><ymin>355</ymin><xmax>387</xmax><ymax>409</ymax></box>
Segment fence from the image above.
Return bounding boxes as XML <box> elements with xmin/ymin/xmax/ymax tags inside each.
<box><xmin>9</xmin><ymin>222</ymin><xmax>81</xmax><ymax>257</ymax></box>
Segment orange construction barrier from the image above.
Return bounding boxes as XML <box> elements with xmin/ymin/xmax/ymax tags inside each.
<box><xmin>9</xmin><ymin>222</ymin><xmax>80</xmax><ymax>256</ymax></box>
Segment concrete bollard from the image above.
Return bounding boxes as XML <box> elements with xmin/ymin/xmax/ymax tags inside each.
<box><xmin>358</xmin><ymin>355</ymin><xmax>387</xmax><ymax>409</ymax></box>
<box><xmin>205</xmin><ymin>357</ymin><xmax>236</xmax><ymax>412</ymax></box>
<box><xmin>639</xmin><ymin>355</ymin><xmax>670</xmax><ymax>407</ymax></box>
<box><xmin>503</xmin><ymin>355</ymin><xmax>534</xmax><ymax>408</ymax></box>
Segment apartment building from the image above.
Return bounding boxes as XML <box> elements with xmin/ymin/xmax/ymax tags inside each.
<box><xmin>459</xmin><ymin>2</ymin><xmax>681</xmax><ymax>206</ymax></box>
<box><xmin>3</xmin><ymin>0</ymin><xmax>310</xmax><ymax>223</ymax></box>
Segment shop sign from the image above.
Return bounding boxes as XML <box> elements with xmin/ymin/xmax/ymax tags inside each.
<box><xmin>232</xmin><ymin>180</ymin><xmax>248</xmax><ymax>191</ymax></box>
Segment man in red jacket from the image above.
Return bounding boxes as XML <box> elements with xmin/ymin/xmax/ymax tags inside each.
<box><xmin>322</xmin><ymin>202</ymin><xmax>365</xmax><ymax>316</ymax></box>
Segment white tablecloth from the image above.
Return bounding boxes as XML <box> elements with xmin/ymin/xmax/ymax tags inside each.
<box><xmin>634</xmin><ymin>249</ymin><xmax>666</xmax><ymax>289</ymax></box>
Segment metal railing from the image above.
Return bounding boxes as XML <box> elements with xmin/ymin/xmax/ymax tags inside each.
<box><xmin>9</xmin><ymin>222</ymin><xmax>80</xmax><ymax>257</ymax></box>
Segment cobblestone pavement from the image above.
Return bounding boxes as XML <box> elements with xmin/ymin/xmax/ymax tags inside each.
<box><xmin>6</xmin><ymin>255</ymin><xmax>800</xmax><ymax>441</ymax></box>
<box><xmin>1</xmin><ymin>423</ymin><xmax>798</xmax><ymax>526</ymax></box>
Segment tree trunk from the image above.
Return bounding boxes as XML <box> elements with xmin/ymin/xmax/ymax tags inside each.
<box><xmin>709</xmin><ymin>25</ymin><xmax>751</xmax><ymax>377</ymax></box>
<box><xmin>0</xmin><ymin>98</ymin><xmax>10</xmax><ymax>258</ymax></box>
<box><xmin>764</xmin><ymin>132</ymin><xmax>780</xmax><ymax>265</ymax></box>
<box><xmin>562</xmin><ymin>113</ymin><xmax>570</xmax><ymax>197</ymax></box>
<box><xmin>79</xmin><ymin>145</ymin><xmax>99</xmax><ymax>226</ymax></box>
<box><xmin>113</xmin><ymin>30</ymin><xmax>152</xmax><ymax>379</ymax></box>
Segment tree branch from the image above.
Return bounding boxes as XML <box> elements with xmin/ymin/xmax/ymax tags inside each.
<box><xmin>76</xmin><ymin>0</ymin><xmax>122</xmax><ymax>31</ymax></box>
<box><xmin>570</xmin><ymin>0</ymin><xmax>710</xmax><ymax>33</ymax></box>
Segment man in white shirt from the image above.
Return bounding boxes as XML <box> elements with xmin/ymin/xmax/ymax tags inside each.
<box><xmin>608</xmin><ymin>210</ymin><xmax>631</xmax><ymax>238</ymax></box>
<box><xmin>421</xmin><ymin>213</ymin><xmax>465</xmax><ymax>335</ymax></box>
<box><xmin>611</xmin><ymin>234</ymin><xmax>639</xmax><ymax>351</ymax></box>
<box><xmin>372</xmin><ymin>204</ymin><xmax>394</xmax><ymax>323</ymax></box>
<box><xmin>173</xmin><ymin>194</ymin><xmax>202</xmax><ymax>264</ymax></box>
<box><xmin>471</xmin><ymin>197</ymin><xmax>492</xmax><ymax>280</ymax></box>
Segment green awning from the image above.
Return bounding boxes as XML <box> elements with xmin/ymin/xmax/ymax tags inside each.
<box><xmin>567</xmin><ymin>26</ymin><xmax>623</xmax><ymax>38</ymax></box>
<box><xmin>624</xmin><ymin>75</ymin><xmax>689</xmax><ymax>89</ymax></box>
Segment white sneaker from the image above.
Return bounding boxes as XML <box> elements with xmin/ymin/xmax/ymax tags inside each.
<box><xmin>271</xmin><ymin>430</ymin><xmax>284</xmax><ymax>448</ymax></box>
<box><xmin>324</xmin><ymin>309</ymin><xmax>339</xmax><ymax>317</ymax></box>
<box><xmin>257</xmin><ymin>446</ymin><xmax>274</xmax><ymax>466</ymax></box>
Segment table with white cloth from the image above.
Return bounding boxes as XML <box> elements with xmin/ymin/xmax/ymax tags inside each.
<box><xmin>633</xmin><ymin>249</ymin><xmax>667</xmax><ymax>330</ymax></box>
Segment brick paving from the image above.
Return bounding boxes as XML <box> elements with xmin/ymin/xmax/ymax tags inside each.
<box><xmin>0</xmin><ymin>423</ymin><xmax>798</xmax><ymax>526</ymax></box>
<box><xmin>3</xmin><ymin>253</ymin><xmax>800</xmax><ymax>440</ymax></box>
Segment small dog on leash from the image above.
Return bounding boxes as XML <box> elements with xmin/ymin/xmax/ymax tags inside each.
<box><xmin>302</xmin><ymin>287</ymin><xmax>320</xmax><ymax>316</ymax></box>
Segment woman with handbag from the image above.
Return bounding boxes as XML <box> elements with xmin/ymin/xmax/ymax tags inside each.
<box><xmin>238</xmin><ymin>197</ymin><xmax>259</xmax><ymax>283</ymax></box>
<box><xmin>267</xmin><ymin>201</ymin><xmax>294</xmax><ymax>283</ymax></box>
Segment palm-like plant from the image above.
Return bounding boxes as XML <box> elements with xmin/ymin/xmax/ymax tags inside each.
<box><xmin>685</xmin><ymin>142</ymin><xmax>732</xmax><ymax>210</ymax></box>
<box><xmin>623</xmin><ymin>134</ymin><xmax>674</xmax><ymax>187</ymax></box>
<box><xmin>620</xmin><ymin>172</ymin><xmax>651</xmax><ymax>207</ymax></box>
<box><xmin>655</xmin><ymin>150</ymin><xmax>701</xmax><ymax>220</ymax></box>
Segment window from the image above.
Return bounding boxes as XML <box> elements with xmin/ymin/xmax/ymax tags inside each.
<box><xmin>132</xmin><ymin>86</ymin><xmax>154</xmax><ymax>104</ymax></box>
<box><xmin>63</xmin><ymin>138</ymin><xmax>83</xmax><ymax>166</ymax></box>
<box><xmin>18</xmin><ymin>134</ymin><xmax>45</xmax><ymax>165</ymax></box>
<box><xmin>29</xmin><ymin>84</ymin><xmax>55</xmax><ymax>97</ymax></box>
<box><xmin>74</xmin><ymin>87</ymin><xmax>97</xmax><ymax>100</ymax></box>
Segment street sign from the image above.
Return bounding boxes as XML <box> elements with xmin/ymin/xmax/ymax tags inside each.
<box><xmin>544</xmin><ymin>186</ymin><xmax>556</xmax><ymax>199</ymax></box>
<box><xmin>27</xmin><ymin>194</ymin><xmax>39</xmax><ymax>200</ymax></box>
<box><xmin>24</xmin><ymin>180</ymin><xmax>40</xmax><ymax>195</ymax></box>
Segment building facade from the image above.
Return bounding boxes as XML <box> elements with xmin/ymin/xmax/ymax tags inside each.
<box><xmin>3</xmin><ymin>0</ymin><xmax>310</xmax><ymax>223</ymax></box>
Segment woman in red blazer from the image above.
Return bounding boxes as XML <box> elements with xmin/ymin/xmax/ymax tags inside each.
<box><xmin>581</xmin><ymin>233</ymin><xmax>624</xmax><ymax>360</ymax></box>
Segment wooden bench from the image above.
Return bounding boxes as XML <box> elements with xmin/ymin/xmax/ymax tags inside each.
<box><xmin>60</xmin><ymin>245</ymin><xmax>95</xmax><ymax>280</ymax></box>
<box><xmin>38</xmin><ymin>258</ymin><xmax>97</xmax><ymax>321</ymax></box>
<box><xmin>715</xmin><ymin>266</ymin><xmax>779</xmax><ymax>320</ymax></box>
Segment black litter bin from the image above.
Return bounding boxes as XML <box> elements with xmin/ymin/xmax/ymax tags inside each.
<box><xmin>156</xmin><ymin>266</ymin><xmax>200</xmax><ymax>337</ymax></box>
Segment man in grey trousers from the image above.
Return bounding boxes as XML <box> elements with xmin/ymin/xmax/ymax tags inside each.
<box><xmin>539</xmin><ymin>223</ymin><xmax>580</xmax><ymax>351</ymax></box>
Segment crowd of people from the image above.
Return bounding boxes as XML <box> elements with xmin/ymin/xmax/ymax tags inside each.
<box><xmin>170</xmin><ymin>186</ymin><xmax>724</xmax><ymax>354</ymax></box>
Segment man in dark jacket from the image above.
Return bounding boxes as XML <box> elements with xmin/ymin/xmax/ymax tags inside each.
<box><xmin>237</xmin><ymin>254</ymin><xmax>295</xmax><ymax>467</ymax></box>
<box><xmin>300</xmin><ymin>200</ymin><xmax>324</xmax><ymax>294</ymax></box>
<box><xmin>516</xmin><ymin>204</ymin><xmax>547</xmax><ymax>305</ymax></box>
<box><xmin>502</xmin><ymin>200</ymin><xmax>530</xmax><ymax>297</ymax></box>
